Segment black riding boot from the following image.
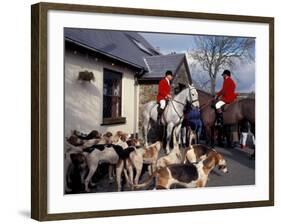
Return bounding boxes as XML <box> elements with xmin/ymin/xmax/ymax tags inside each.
<box><xmin>215</xmin><ymin>112</ymin><xmax>224</xmax><ymax>127</ymax></box>
<box><xmin>157</xmin><ymin>108</ymin><xmax>164</xmax><ymax>125</ymax></box>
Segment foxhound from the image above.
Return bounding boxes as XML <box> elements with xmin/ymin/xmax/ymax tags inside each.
<box><xmin>83</xmin><ymin>143</ymin><xmax>134</xmax><ymax>192</ymax></box>
<box><xmin>133</xmin><ymin>150</ymin><xmax>228</xmax><ymax>190</ymax></box>
<box><xmin>125</xmin><ymin>141</ymin><xmax>162</xmax><ymax>185</ymax></box>
<box><xmin>156</xmin><ymin>129</ymin><xmax>182</xmax><ymax>168</ymax></box>
<box><xmin>183</xmin><ymin>144</ymin><xmax>216</xmax><ymax>164</ymax></box>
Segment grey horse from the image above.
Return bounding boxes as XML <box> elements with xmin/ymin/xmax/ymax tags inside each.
<box><xmin>141</xmin><ymin>84</ymin><xmax>200</xmax><ymax>154</ymax></box>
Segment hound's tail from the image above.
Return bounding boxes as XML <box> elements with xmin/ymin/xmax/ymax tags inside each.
<box><xmin>132</xmin><ymin>171</ymin><xmax>157</xmax><ymax>190</ymax></box>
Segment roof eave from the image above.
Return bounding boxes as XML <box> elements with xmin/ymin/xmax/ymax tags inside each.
<box><xmin>65</xmin><ymin>37</ymin><xmax>146</xmax><ymax>72</ymax></box>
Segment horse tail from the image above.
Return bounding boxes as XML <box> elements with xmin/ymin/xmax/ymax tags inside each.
<box><xmin>141</xmin><ymin>101</ymin><xmax>157</xmax><ymax>145</ymax></box>
<box><xmin>167</xmin><ymin>124</ymin><xmax>178</xmax><ymax>149</ymax></box>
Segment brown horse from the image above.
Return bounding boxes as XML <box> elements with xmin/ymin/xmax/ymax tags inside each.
<box><xmin>198</xmin><ymin>90</ymin><xmax>255</xmax><ymax>145</ymax></box>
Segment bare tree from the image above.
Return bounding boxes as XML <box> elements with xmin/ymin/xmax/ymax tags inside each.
<box><xmin>190</xmin><ymin>36</ymin><xmax>254</xmax><ymax>94</ymax></box>
<box><xmin>188</xmin><ymin>61</ymin><xmax>211</xmax><ymax>92</ymax></box>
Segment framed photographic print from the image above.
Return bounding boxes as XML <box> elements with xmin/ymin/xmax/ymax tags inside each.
<box><xmin>31</xmin><ymin>2</ymin><xmax>274</xmax><ymax>221</ymax></box>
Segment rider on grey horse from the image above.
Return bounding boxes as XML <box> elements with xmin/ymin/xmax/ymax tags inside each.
<box><xmin>142</xmin><ymin>83</ymin><xmax>199</xmax><ymax>154</ymax></box>
<box><xmin>156</xmin><ymin>70</ymin><xmax>173</xmax><ymax>125</ymax></box>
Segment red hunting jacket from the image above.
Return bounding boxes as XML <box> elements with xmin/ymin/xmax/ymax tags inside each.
<box><xmin>157</xmin><ymin>78</ymin><xmax>171</xmax><ymax>102</ymax></box>
<box><xmin>216</xmin><ymin>77</ymin><xmax>237</xmax><ymax>103</ymax></box>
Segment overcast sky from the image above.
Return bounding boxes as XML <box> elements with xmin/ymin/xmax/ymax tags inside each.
<box><xmin>140</xmin><ymin>32</ymin><xmax>255</xmax><ymax>93</ymax></box>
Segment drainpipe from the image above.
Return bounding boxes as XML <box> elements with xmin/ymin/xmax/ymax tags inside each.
<box><xmin>133</xmin><ymin>75</ymin><xmax>138</xmax><ymax>138</ymax></box>
<box><xmin>133</xmin><ymin>69</ymin><xmax>145</xmax><ymax>138</ymax></box>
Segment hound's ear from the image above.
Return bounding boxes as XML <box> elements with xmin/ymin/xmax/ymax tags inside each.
<box><xmin>116</xmin><ymin>131</ymin><xmax>122</xmax><ymax>136</ymax></box>
<box><xmin>214</xmin><ymin>152</ymin><xmax>222</xmax><ymax>164</ymax></box>
<box><xmin>121</xmin><ymin>134</ymin><xmax>127</xmax><ymax>142</ymax></box>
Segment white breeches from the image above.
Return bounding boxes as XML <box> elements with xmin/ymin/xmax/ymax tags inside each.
<box><xmin>215</xmin><ymin>100</ymin><xmax>226</xmax><ymax>109</ymax></box>
<box><xmin>160</xmin><ymin>99</ymin><xmax>166</xmax><ymax>109</ymax></box>
<box><xmin>240</xmin><ymin>132</ymin><xmax>248</xmax><ymax>146</ymax></box>
<box><xmin>240</xmin><ymin>132</ymin><xmax>256</xmax><ymax>146</ymax></box>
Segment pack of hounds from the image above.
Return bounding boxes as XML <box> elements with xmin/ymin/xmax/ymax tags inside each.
<box><xmin>65</xmin><ymin>129</ymin><xmax>228</xmax><ymax>193</ymax></box>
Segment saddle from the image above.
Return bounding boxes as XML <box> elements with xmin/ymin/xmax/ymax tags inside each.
<box><xmin>157</xmin><ymin>100</ymin><xmax>169</xmax><ymax>112</ymax></box>
<box><xmin>221</xmin><ymin>104</ymin><xmax>230</xmax><ymax>112</ymax></box>
<box><xmin>222</xmin><ymin>99</ymin><xmax>240</xmax><ymax>112</ymax></box>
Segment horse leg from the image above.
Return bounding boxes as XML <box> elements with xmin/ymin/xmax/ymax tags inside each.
<box><xmin>143</xmin><ymin>120</ymin><xmax>151</xmax><ymax>147</ymax></box>
<box><xmin>217</xmin><ymin>126</ymin><xmax>224</xmax><ymax>147</ymax></box>
<box><xmin>197</xmin><ymin>122</ymin><xmax>202</xmax><ymax>144</ymax></box>
<box><xmin>181</xmin><ymin>126</ymin><xmax>186</xmax><ymax>147</ymax></box>
<box><xmin>165</xmin><ymin>123</ymin><xmax>174</xmax><ymax>154</ymax></box>
<box><xmin>211</xmin><ymin>126</ymin><xmax>215</xmax><ymax>147</ymax></box>
<box><xmin>142</xmin><ymin>119</ymin><xmax>150</xmax><ymax>147</ymax></box>
<box><xmin>205</xmin><ymin>126</ymin><xmax>214</xmax><ymax>147</ymax></box>
<box><xmin>175</xmin><ymin>123</ymin><xmax>182</xmax><ymax>143</ymax></box>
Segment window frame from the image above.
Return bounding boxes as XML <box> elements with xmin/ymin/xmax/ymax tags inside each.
<box><xmin>101</xmin><ymin>68</ymin><xmax>126</xmax><ymax>125</ymax></box>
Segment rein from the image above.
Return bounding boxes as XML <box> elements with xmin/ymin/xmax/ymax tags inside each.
<box><xmin>170</xmin><ymin>99</ymin><xmax>184</xmax><ymax>119</ymax></box>
<box><xmin>200</xmin><ymin>98</ymin><xmax>213</xmax><ymax>110</ymax></box>
<box><xmin>171</xmin><ymin>99</ymin><xmax>185</xmax><ymax>106</ymax></box>
<box><xmin>170</xmin><ymin>87</ymin><xmax>199</xmax><ymax>119</ymax></box>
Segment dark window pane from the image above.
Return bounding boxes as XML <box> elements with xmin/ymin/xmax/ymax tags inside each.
<box><xmin>103</xmin><ymin>69</ymin><xmax>122</xmax><ymax>119</ymax></box>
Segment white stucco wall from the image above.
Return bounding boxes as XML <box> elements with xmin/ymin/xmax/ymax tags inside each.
<box><xmin>64</xmin><ymin>47</ymin><xmax>139</xmax><ymax>137</ymax></box>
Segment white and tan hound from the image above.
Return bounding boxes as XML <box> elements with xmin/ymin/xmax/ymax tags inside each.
<box><xmin>133</xmin><ymin>150</ymin><xmax>228</xmax><ymax>190</ymax></box>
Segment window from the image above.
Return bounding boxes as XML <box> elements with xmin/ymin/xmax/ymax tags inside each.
<box><xmin>102</xmin><ymin>68</ymin><xmax>126</xmax><ymax>125</ymax></box>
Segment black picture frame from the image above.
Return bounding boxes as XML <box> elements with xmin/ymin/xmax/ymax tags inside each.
<box><xmin>31</xmin><ymin>2</ymin><xmax>274</xmax><ymax>221</ymax></box>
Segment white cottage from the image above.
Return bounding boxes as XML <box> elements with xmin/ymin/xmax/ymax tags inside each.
<box><xmin>64</xmin><ymin>28</ymin><xmax>192</xmax><ymax>137</ymax></box>
<box><xmin>64</xmin><ymin>29</ymin><xmax>159</xmax><ymax>136</ymax></box>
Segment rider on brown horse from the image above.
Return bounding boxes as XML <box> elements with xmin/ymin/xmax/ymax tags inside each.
<box><xmin>214</xmin><ymin>70</ymin><xmax>237</xmax><ymax>127</ymax></box>
<box><xmin>157</xmin><ymin>70</ymin><xmax>173</xmax><ymax>125</ymax></box>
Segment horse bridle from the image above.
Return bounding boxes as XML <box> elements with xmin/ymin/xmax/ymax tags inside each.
<box><xmin>188</xmin><ymin>87</ymin><xmax>200</xmax><ymax>106</ymax></box>
<box><xmin>172</xmin><ymin>87</ymin><xmax>199</xmax><ymax>107</ymax></box>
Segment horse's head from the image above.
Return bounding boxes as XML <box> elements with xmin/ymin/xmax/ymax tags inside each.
<box><xmin>188</xmin><ymin>84</ymin><xmax>200</xmax><ymax>109</ymax></box>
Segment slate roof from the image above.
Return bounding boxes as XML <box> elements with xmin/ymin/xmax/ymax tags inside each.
<box><xmin>64</xmin><ymin>29</ymin><xmax>190</xmax><ymax>82</ymax></box>
<box><xmin>64</xmin><ymin>28</ymin><xmax>160</xmax><ymax>70</ymax></box>
<box><xmin>140</xmin><ymin>54</ymin><xmax>186</xmax><ymax>80</ymax></box>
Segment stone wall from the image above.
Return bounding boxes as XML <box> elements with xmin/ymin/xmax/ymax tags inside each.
<box><xmin>138</xmin><ymin>83</ymin><xmax>158</xmax><ymax>135</ymax></box>
<box><xmin>171</xmin><ymin>63</ymin><xmax>190</xmax><ymax>92</ymax></box>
